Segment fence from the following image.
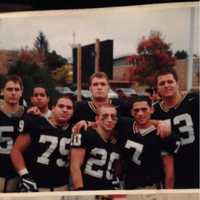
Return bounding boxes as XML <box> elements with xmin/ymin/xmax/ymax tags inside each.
<box><xmin>0</xmin><ymin>189</ymin><xmax>199</xmax><ymax>200</ymax></box>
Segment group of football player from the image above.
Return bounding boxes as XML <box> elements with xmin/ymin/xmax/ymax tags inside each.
<box><xmin>0</xmin><ymin>67</ymin><xmax>198</xmax><ymax>192</ymax></box>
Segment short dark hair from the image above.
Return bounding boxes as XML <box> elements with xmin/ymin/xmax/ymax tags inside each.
<box><xmin>89</xmin><ymin>72</ymin><xmax>109</xmax><ymax>86</ymax></box>
<box><xmin>51</xmin><ymin>94</ymin><xmax>74</xmax><ymax>107</ymax></box>
<box><xmin>32</xmin><ymin>84</ymin><xmax>49</xmax><ymax>97</ymax></box>
<box><xmin>156</xmin><ymin>67</ymin><xmax>178</xmax><ymax>84</ymax></box>
<box><xmin>145</xmin><ymin>88</ymin><xmax>154</xmax><ymax>96</ymax></box>
<box><xmin>132</xmin><ymin>95</ymin><xmax>152</xmax><ymax>108</ymax></box>
<box><xmin>2</xmin><ymin>75</ymin><xmax>23</xmax><ymax>90</ymax></box>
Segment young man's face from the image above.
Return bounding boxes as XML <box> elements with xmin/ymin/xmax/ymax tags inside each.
<box><xmin>52</xmin><ymin>98</ymin><xmax>74</xmax><ymax>125</ymax></box>
<box><xmin>89</xmin><ymin>77</ymin><xmax>110</xmax><ymax>100</ymax></box>
<box><xmin>132</xmin><ymin>101</ymin><xmax>153</xmax><ymax>127</ymax></box>
<box><xmin>96</xmin><ymin>107</ymin><xmax>118</xmax><ymax>132</ymax></box>
<box><xmin>157</xmin><ymin>74</ymin><xmax>179</xmax><ymax>98</ymax></box>
<box><xmin>2</xmin><ymin>81</ymin><xmax>22</xmax><ymax>106</ymax></box>
<box><xmin>31</xmin><ymin>87</ymin><xmax>49</xmax><ymax>110</ymax></box>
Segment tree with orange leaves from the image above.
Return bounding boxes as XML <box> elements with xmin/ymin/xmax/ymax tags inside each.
<box><xmin>128</xmin><ymin>31</ymin><xmax>175</xmax><ymax>86</ymax></box>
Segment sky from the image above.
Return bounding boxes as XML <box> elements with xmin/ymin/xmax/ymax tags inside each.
<box><xmin>0</xmin><ymin>2</ymin><xmax>199</xmax><ymax>59</ymax></box>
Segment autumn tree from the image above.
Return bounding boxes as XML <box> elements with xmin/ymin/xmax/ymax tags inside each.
<box><xmin>8</xmin><ymin>48</ymin><xmax>56</xmax><ymax>103</ymax></box>
<box><xmin>128</xmin><ymin>31</ymin><xmax>175</xmax><ymax>86</ymax></box>
<box><xmin>52</xmin><ymin>64</ymin><xmax>73</xmax><ymax>85</ymax></box>
<box><xmin>8</xmin><ymin>32</ymin><xmax>70</xmax><ymax>102</ymax></box>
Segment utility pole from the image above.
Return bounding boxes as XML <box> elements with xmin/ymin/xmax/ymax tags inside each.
<box><xmin>187</xmin><ymin>7</ymin><xmax>195</xmax><ymax>91</ymax></box>
<box><xmin>95</xmin><ymin>39</ymin><xmax>100</xmax><ymax>72</ymax></box>
<box><xmin>77</xmin><ymin>44</ymin><xmax>82</xmax><ymax>101</ymax></box>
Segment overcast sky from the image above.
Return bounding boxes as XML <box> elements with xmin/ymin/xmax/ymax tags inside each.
<box><xmin>0</xmin><ymin>2</ymin><xmax>199</xmax><ymax>59</ymax></box>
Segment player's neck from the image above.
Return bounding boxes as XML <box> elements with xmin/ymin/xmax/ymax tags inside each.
<box><xmin>162</xmin><ymin>92</ymin><xmax>182</xmax><ymax>109</ymax></box>
<box><xmin>49</xmin><ymin>116</ymin><xmax>68</xmax><ymax>128</ymax></box>
<box><xmin>2</xmin><ymin>101</ymin><xmax>20</xmax><ymax>113</ymax></box>
<box><xmin>92</xmin><ymin>98</ymin><xmax>110</xmax><ymax>108</ymax></box>
<box><xmin>135</xmin><ymin>121</ymin><xmax>152</xmax><ymax>130</ymax></box>
<box><xmin>96</xmin><ymin>126</ymin><xmax>112</xmax><ymax>142</ymax></box>
<box><xmin>40</xmin><ymin>106</ymin><xmax>49</xmax><ymax>115</ymax></box>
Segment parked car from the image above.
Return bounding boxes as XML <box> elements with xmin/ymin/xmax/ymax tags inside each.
<box><xmin>74</xmin><ymin>89</ymin><xmax>118</xmax><ymax>100</ymax></box>
<box><xmin>55</xmin><ymin>86</ymin><xmax>75</xmax><ymax>95</ymax></box>
<box><xmin>115</xmin><ymin>87</ymin><xmax>136</xmax><ymax>97</ymax></box>
<box><xmin>75</xmin><ymin>89</ymin><xmax>91</xmax><ymax>100</ymax></box>
<box><xmin>108</xmin><ymin>89</ymin><xmax>118</xmax><ymax>99</ymax></box>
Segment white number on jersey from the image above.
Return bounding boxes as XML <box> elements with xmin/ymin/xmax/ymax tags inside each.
<box><xmin>57</xmin><ymin>137</ymin><xmax>71</xmax><ymax>167</ymax></box>
<box><xmin>173</xmin><ymin>113</ymin><xmax>195</xmax><ymax>146</ymax></box>
<box><xmin>71</xmin><ymin>134</ymin><xmax>82</xmax><ymax>146</ymax></box>
<box><xmin>106</xmin><ymin>152</ymin><xmax>120</xmax><ymax>180</ymax></box>
<box><xmin>37</xmin><ymin>135</ymin><xmax>71</xmax><ymax>167</ymax></box>
<box><xmin>0</xmin><ymin>126</ymin><xmax>14</xmax><ymax>154</ymax></box>
<box><xmin>18</xmin><ymin>120</ymin><xmax>25</xmax><ymax>133</ymax></box>
<box><xmin>84</xmin><ymin>147</ymin><xmax>119</xmax><ymax>180</ymax></box>
<box><xmin>125</xmin><ymin>140</ymin><xmax>144</xmax><ymax>165</ymax></box>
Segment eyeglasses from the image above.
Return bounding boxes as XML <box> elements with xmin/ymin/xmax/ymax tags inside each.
<box><xmin>99</xmin><ymin>113</ymin><xmax>118</xmax><ymax>121</ymax></box>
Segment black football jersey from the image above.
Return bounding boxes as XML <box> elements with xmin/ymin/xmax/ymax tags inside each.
<box><xmin>117</xmin><ymin>118</ymin><xmax>166</xmax><ymax>189</ymax></box>
<box><xmin>71</xmin><ymin>128</ymin><xmax>120</xmax><ymax>190</ymax></box>
<box><xmin>153</xmin><ymin>93</ymin><xmax>199</xmax><ymax>188</ymax></box>
<box><xmin>0</xmin><ymin>107</ymin><xmax>25</xmax><ymax>178</ymax></box>
<box><xmin>72</xmin><ymin>98</ymin><xmax>131</xmax><ymax>123</ymax></box>
<box><xmin>21</xmin><ymin>115</ymin><xmax>72</xmax><ymax>188</ymax></box>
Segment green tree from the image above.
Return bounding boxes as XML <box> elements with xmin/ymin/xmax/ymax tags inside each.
<box><xmin>8</xmin><ymin>32</ymin><xmax>70</xmax><ymax>103</ymax></box>
<box><xmin>46</xmin><ymin>50</ymin><xmax>68</xmax><ymax>71</ymax></box>
<box><xmin>34</xmin><ymin>31</ymin><xmax>49</xmax><ymax>54</ymax></box>
<box><xmin>34</xmin><ymin>32</ymin><xmax>68</xmax><ymax>71</ymax></box>
<box><xmin>9</xmin><ymin>60</ymin><xmax>56</xmax><ymax>103</ymax></box>
<box><xmin>175</xmin><ymin>50</ymin><xmax>188</xmax><ymax>59</ymax></box>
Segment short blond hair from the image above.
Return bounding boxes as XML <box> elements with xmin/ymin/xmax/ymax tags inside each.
<box><xmin>89</xmin><ymin>72</ymin><xmax>109</xmax><ymax>86</ymax></box>
<box><xmin>96</xmin><ymin>103</ymin><xmax>116</xmax><ymax>116</ymax></box>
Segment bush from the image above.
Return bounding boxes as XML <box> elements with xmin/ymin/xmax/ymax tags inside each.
<box><xmin>175</xmin><ymin>50</ymin><xmax>188</xmax><ymax>59</ymax></box>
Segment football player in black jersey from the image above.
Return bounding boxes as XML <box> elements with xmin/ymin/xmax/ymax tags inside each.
<box><xmin>72</xmin><ymin>72</ymin><xmax>131</xmax><ymax>123</ymax></box>
<box><xmin>117</xmin><ymin>96</ymin><xmax>175</xmax><ymax>189</ymax></box>
<box><xmin>73</xmin><ymin>72</ymin><xmax>170</xmax><ymax>137</ymax></box>
<box><xmin>0</xmin><ymin>75</ymin><xmax>24</xmax><ymax>192</ymax></box>
<box><xmin>153</xmin><ymin>67</ymin><xmax>199</xmax><ymax>188</ymax></box>
<box><xmin>70</xmin><ymin>104</ymin><xmax>121</xmax><ymax>190</ymax></box>
<box><xmin>11</xmin><ymin>95</ymin><xmax>74</xmax><ymax>192</ymax></box>
<box><xmin>27</xmin><ymin>85</ymin><xmax>51</xmax><ymax>119</ymax></box>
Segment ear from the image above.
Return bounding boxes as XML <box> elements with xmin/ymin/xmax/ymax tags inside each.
<box><xmin>1</xmin><ymin>89</ymin><xmax>4</xmax><ymax>97</ymax></box>
<box><xmin>19</xmin><ymin>89</ymin><xmax>23</xmax><ymax>98</ymax></box>
<box><xmin>30</xmin><ymin>97</ymin><xmax>34</xmax><ymax>104</ymax></box>
<box><xmin>131</xmin><ymin>107</ymin><xmax>134</xmax><ymax>117</ymax></box>
<box><xmin>150</xmin><ymin>107</ymin><xmax>154</xmax><ymax>114</ymax></box>
<box><xmin>177</xmin><ymin>81</ymin><xmax>180</xmax><ymax>90</ymax></box>
<box><xmin>51</xmin><ymin>105</ymin><xmax>55</xmax><ymax>112</ymax></box>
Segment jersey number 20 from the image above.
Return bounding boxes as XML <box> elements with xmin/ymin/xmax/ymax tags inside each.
<box><xmin>85</xmin><ymin>147</ymin><xmax>119</xmax><ymax>180</ymax></box>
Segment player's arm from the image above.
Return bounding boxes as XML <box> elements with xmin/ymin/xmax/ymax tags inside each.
<box><xmin>70</xmin><ymin>147</ymin><xmax>86</xmax><ymax>190</ymax></box>
<box><xmin>26</xmin><ymin>106</ymin><xmax>42</xmax><ymax>116</ymax></box>
<box><xmin>11</xmin><ymin>134</ymin><xmax>38</xmax><ymax>192</ymax></box>
<box><xmin>150</xmin><ymin>119</ymin><xmax>171</xmax><ymax>138</ymax></box>
<box><xmin>11</xmin><ymin>134</ymin><xmax>31</xmax><ymax>173</ymax></box>
<box><xmin>162</xmin><ymin>153</ymin><xmax>174</xmax><ymax>189</ymax></box>
<box><xmin>72</xmin><ymin>120</ymin><xmax>97</xmax><ymax>134</ymax></box>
